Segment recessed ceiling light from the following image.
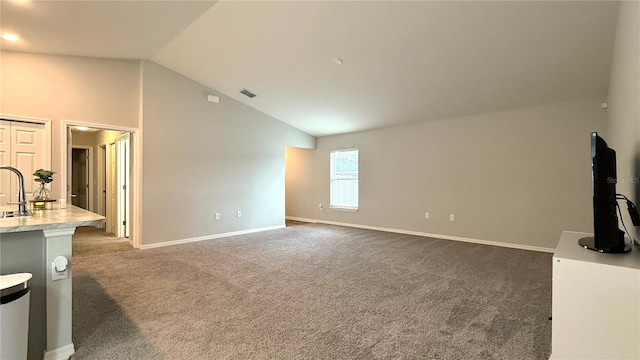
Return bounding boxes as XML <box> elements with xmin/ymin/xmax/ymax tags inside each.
<box><xmin>2</xmin><ymin>33</ymin><xmax>19</xmax><ymax>42</ymax></box>
<box><xmin>332</xmin><ymin>57</ymin><xmax>343</xmax><ymax>65</ymax></box>
<box><xmin>8</xmin><ymin>0</ymin><xmax>32</xmax><ymax>5</ymax></box>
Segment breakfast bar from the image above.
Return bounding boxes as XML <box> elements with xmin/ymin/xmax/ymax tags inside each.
<box><xmin>0</xmin><ymin>206</ymin><xmax>104</xmax><ymax>360</ymax></box>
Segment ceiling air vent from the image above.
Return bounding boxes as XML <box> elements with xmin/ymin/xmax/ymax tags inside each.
<box><xmin>240</xmin><ymin>89</ymin><xmax>257</xmax><ymax>98</ymax></box>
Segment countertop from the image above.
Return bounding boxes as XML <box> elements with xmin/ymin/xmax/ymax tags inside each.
<box><xmin>555</xmin><ymin>231</ymin><xmax>640</xmax><ymax>270</ymax></box>
<box><xmin>0</xmin><ymin>205</ymin><xmax>105</xmax><ymax>233</ymax></box>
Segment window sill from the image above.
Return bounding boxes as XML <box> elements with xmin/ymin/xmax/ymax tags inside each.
<box><xmin>330</xmin><ymin>206</ymin><xmax>358</xmax><ymax>212</ymax></box>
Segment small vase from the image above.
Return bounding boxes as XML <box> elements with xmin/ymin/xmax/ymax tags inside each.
<box><xmin>33</xmin><ymin>182</ymin><xmax>51</xmax><ymax>201</ymax></box>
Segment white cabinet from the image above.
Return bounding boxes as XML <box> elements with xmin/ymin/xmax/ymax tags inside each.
<box><xmin>552</xmin><ymin>231</ymin><xmax>640</xmax><ymax>359</ymax></box>
<box><xmin>0</xmin><ymin>120</ymin><xmax>47</xmax><ymax>204</ymax></box>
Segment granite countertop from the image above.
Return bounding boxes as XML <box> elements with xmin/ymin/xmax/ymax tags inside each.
<box><xmin>0</xmin><ymin>205</ymin><xmax>105</xmax><ymax>233</ymax></box>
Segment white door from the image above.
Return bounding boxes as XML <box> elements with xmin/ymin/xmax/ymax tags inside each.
<box><xmin>106</xmin><ymin>142</ymin><xmax>117</xmax><ymax>234</ymax></box>
<box><xmin>117</xmin><ymin>135</ymin><xmax>130</xmax><ymax>238</ymax></box>
<box><xmin>12</xmin><ymin>122</ymin><xmax>46</xmax><ymax>199</ymax></box>
<box><xmin>0</xmin><ymin>120</ymin><xmax>11</xmax><ymax>205</ymax></box>
<box><xmin>0</xmin><ymin>120</ymin><xmax>46</xmax><ymax>204</ymax></box>
<box><xmin>97</xmin><ymin>145</ymin><xmax>107</xmax><ymax>217</ymax></box>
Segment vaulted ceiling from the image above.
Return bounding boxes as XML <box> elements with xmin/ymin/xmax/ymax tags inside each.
<box><xmin>1</xmin><ymin>0</ymin><xmax>620</xmax><ymax>137</ymax></box>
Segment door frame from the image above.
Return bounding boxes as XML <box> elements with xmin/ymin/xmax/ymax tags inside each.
<box><xmin>107</xmin><ymin>141</ymin><xmax>117</xmax><ymax>236</ymax></box>
<box><xmin>116</xmin><ymin>134</ymin><xmax>130</xmax><ymax>238</ymax></box>
<box><xmin>97</xmin><ymin>145</ymin><xmax>107</xmax><ymax>218</ymax></box>
<box><xmin>70</xmin><ymin>145</ymin><xmax>93</xmax><ymax>211</ymax></box>
<box><xmin>61</xmin><ymin>120</ymin><xmax>141</xmax><ymax>248</ymax></box>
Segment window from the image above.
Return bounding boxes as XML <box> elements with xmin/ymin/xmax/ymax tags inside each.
<box><xmin>330</xmin><ymin>149</ymin><xmax>359</xmax><ymax>210</ymax></box>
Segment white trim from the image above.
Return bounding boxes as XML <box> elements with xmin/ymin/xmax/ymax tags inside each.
<box><xmin>61</xmin><ymin>120</ymin><xmax>141</xmax><ymax>248</ymax></box>
<box><xmin>116</xmin><ymin>134</ymin><xmax>130</xmax><ymax>238</ymax></box>
<box><xmin>131</xmin><ymin>131</ymin><xmax>142</xmax><ymax>248</ymax></box>
<box><xmin>61</xmin><ymin>120</ymin><xmax>139</xmax><ymax>134</ymax></box>
<box><xmin>0</xmin><ymin>113</ymin><xmax>50</xmax><ymax>123</ymax></box>
<box><xmin>133</xmin><ymin>60</ymin><xmax>144</xmax><ymax>249</ymax></box>
<box><xmin>286</xmin><ymin>216</ymin><xmax>317</xmax><ymax>223</ymax></box>
<box><xmin>97</xmin><ymin>145</ymin><xmax>106</xmax><ymax>219</ymax></box>
<box><xmin>329</xmin><ymin>206</ymin><xmax>358</xmax><ymax>212</ymax></box>
<box><xmin>43</xmin><ymin>227</ymin><xmax>77</xmax><ymax>238</ymax></box>
<box><xmin>43</xmin><ymin>343</ymin><xmax>75</xmax><ymax>360</ymax></box>
<box><xmin>285</xmin><ymin>216</ymin><xmax>555</xmax><ymax>253</ymax></box>
<box><xmin>329</xmin><ymin>148</ymin><xmax>359</xmax><ymax>210</ymax></box>
<box><xmin>139</xmin><ymin>225</ymin><xmax>286</xmax><ymax>250</ymax></box>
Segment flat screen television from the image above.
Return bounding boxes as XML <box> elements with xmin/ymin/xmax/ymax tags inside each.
<box><xmin>579</xmin><ymin>132</ymin><xmax>630</xmax><ymax>253</ymax></box>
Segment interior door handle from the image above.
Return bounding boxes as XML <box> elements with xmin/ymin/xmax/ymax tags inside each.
<box><xmin>71</xmin><ymin>194</ymin><xmax>77</xmax><ymax>198</ymax></box>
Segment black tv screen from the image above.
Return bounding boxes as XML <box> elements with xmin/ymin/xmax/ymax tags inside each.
<box><xmin>579</xmin><ymin>132</ymin><xmax>629</xmax><ymax>253</ymax></box>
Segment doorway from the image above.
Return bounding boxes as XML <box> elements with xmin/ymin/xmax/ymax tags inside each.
<box><xmin>71</xmin><ymin>147</ymin><xmax>90</xmax><ymax>210</ymax></box>
<box><xmin>66</xmin><ymin>124</ymin><xmax>137</xmax><ymax>250</ymax></box>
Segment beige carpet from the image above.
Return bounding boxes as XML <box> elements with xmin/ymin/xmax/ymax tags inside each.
<box><xmin>71</xmin><ymin>223</ymin><xmax>552</xmax><ymax>359</ymax></box>
<box><xmin>73</xmin><ymin>226</ymin><xmax>134</xmax><ymax>257</ymax></box>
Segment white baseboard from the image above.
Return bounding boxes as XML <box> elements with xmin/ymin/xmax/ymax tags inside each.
<box><xmin>286</xmin><ymin>216</ymin><xmax>317</xmax><ymax>223</ymax></box>
<box><xmin>139</xmin><ymin>225</ymin><xmax>286</xmax><ymax>249</ymax></box>
<box><xmin>285</xmin><ymin>216</ymin><xmax>555</xmax><ymax>253</ymax></box>
<box><xmin>44</xmin><ymin>343</ymin><xmax>75</xmax><ymax>360</ymax></box>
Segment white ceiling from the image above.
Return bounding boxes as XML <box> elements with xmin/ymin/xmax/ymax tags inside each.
<box><xmin>1</xmin><ymin>0</ymin><xmax>620</xmax><ymax>137</ymax></box>
<box><xmin>0</xmin><ymin>0</ymin><xmax>216</xmax><ymax>59</ymax></box>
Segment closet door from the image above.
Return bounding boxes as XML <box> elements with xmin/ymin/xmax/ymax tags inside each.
<box><xmin>0</xmin><ymin>120</ymin><xmax>11</xmax><ymax>205</ymax></box>
<box><xmin>0</xmin><ymin>120</ymin><xmax>47</xmax><ymax>205</ymax></box>
<box><xmin>11</xmin><ymin>122</ymin><xmax>46</xmax><ymax>199</ymax></box>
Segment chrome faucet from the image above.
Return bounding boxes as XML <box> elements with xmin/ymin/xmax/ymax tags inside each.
<box><xmin>0</xmin><ymin>166</ymin><xmax>29</xmax><ymax>216</ymax></box>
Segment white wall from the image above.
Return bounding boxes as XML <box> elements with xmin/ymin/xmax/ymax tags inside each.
<box><xmin>0</xmin><ymin>51</ymin><xmax>140</xmax><ymax>197</ymax></box>
<box><xmin>287</xmin><ymin>98</ymin><xmax>608</xmax><ymax>250</ymax></box>
<box><xmin>141</xmin><ymin>61</ymin><xmax>315</xmax><ymax>245</ymax></box>
<box><xmin>1</xmin><ymin>52</ymin><xmax>317</xmax><ymax>247</ymax></box>
<box><xmin>606</xmin><ymin>1</ymin><xmax>640</xmax><ymax>240</ymax></box>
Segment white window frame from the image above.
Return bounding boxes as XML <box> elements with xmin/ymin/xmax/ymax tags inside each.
<box><xmin>330</xmin><ymin>149</ymin><xmax>359</xmax><ymax>211</ymax></box>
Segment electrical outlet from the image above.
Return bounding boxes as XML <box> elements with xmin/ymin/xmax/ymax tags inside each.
<box><xmin>52</xmin><ymin>267</ymin><xmax>68</xmax><ymax>281</ymax></box>
<box><xmin>450</xmin><ymin>214</ymin><xmax>455</xmax><ymax>221</ymax></box>
<box><xmin>425</xmin><ymin>212</ymin><xmax>429</xmax><ymax>219</ymax></box>
<box><xmin>237</xmin><ymin>211</ymin><xmax>242</xmax><ymax>218</ymax></box>
<box><xmin>215</xmin><ymin>213</ymin><xmax>220</xmax><ymax>220</ymax></box>
<box><xmin>52</xmin><ymin>256</ymin><xmax>69</xmax><ymax>281</ymax></box>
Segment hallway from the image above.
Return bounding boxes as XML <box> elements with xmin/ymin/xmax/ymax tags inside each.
<box><xmin>72</xmin><ymin>226</ymin><xmax>134</xmax><ymax>257</ymax></box>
